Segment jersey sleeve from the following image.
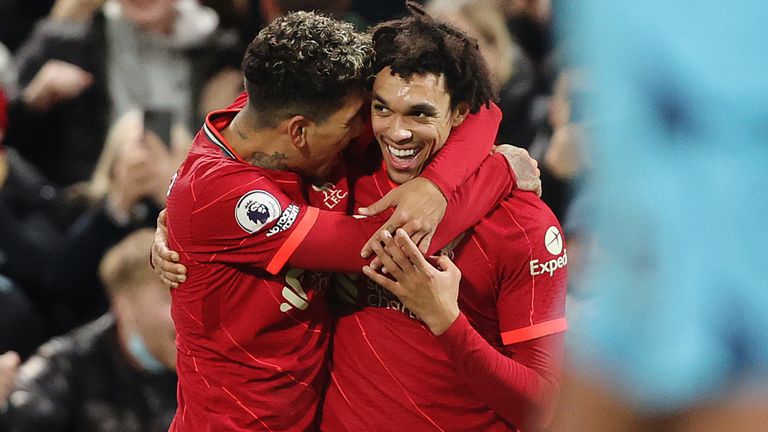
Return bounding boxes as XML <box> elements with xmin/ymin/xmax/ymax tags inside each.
<box><xmin>436</xmin><ymin>314</ymin><xmax>565</xmax><ymax>430</ymax></box>
<box><xmin>496</xmin><ymin>198</ymin><xmax>568</xmax><ymax>346</ymax></box>
<box><xmin>420</xmin><ymin>102</ymin><xmax>503</xmax><ymax>197</ymax></box>
<box><xmin>182</xmin><ymin>167</ymin><xmax>320</xmax><ymax>274</ymax></box>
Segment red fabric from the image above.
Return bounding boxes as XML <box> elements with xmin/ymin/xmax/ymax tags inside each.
<box><xmin>289</xmin><ymin>153</ymin><xmax>515</xmax><ymax>273</ymax></box>
<box><xmin>420</xmin><ymin>102</ymin><xmax>505</xmax><ymax>197</ymax></box>
<box><xmin>321</xmin><ymin>182</ymin><xmax>568</xmax><ymax>431</ymax></box>
<box><xmin>166</xmin><ymin>112</ymin><xmax>335</xmax><ymax>431</ymax></box>
<box><xmin>437</xmin><ymin>315</ymin><xmax>566</xmax><ymax>431</ymax></box>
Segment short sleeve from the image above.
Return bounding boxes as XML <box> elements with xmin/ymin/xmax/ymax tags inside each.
<box><xmin>183</xmin><ymin>167</ymin><xmax>318</xmax><ymax>275</ymax></box>
<box><xmin>495</xmin><ymin>198</ymin><xmax>568</xmax><ymax>346</ymax></box>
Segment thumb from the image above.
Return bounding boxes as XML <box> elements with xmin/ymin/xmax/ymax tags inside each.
<box><xmin>358</xmin><ymin>192</ymin><xmax>395</xmax><ymax>216</ymax></box>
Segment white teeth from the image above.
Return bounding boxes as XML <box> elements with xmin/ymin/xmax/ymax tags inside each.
<box><xmin>388</xmin><ymin>145</ymin><xmax>419</xmax><ymax>158</ymax></box>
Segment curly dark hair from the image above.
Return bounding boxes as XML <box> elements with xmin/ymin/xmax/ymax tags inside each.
<box><xmin>242</xmin><ymin>11</ymin><xmax>372</xmax><ymax>127</ymax></box>
<box><xmin>370</xmin><ymin>1</ymin><xmax>496</xmax><ymax>113</ymax></box>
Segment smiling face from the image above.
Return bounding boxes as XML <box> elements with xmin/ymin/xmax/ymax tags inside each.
<box><xmin>371</xmin><ymin>67</ymin><xmax>468</xmax><ymax>184</ymax></box>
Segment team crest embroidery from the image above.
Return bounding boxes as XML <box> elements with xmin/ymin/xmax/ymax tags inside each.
<box><xmin>235</xmin><ymin>190</ymin><xmax>282</xmax><ymax>234</ymax></box>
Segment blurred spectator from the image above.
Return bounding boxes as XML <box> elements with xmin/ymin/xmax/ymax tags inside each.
<box><xmin>351</xmin><ymin>0</ymin><xmax>409</xmax><ymax>25</ymax></box>
<box><xmin>41</xmin><ymin>109</ymin><xmax>188</xmax><ymax>330</ymax></box>
<box><xmin>501</xmin><ymin>0</ymin><xmax>555</xmax><ymax>93</ymax></box>
<box><xmin>0</xmin><ymin>351</ymin><xmax>20</xmax><ymax>410</ymax></box>
<box><xmin>6</xmin><ymin>0</ymin><xmax>240</xmax><ymax>186</ymax></box>
<box><xmin>4</xmin><ymin>229</ymin><xmax>177</xmax><ymax>432</ymax></box>
<box><xmin>0</xmin><ymin>104</ymin><xmax>185</xmax><ymax>333</ymax></box>
<box><xmin>259</xmin><ymin>0</ymin><xmax>368</xmax><ymax>29</ymax></box>
<box><xmin>0</xmin><ymin>0</ymin><xmax>56</xmax><ymax>53</ymax></box>
<box><xmin>553</xmin><ymin>1</ymin><xmax>768</xmax><ymax>431</ymax></box>
<box><xmin>0</xmin><ymin>42</ymin><xmax>18</xmax><ymax>96</ymax></box>
<box><xmin>528</xmin><ymin>69</ymin><xmax>587</xmax><ymax>222</ymax></box>
<box><xmin>0</xmin><ymin>275</ymin><xmax>46</xmax><ymax>361</ymax></box>
<box><xmin>426</xmin><ymin>0</ymin><xmax>537</xmax><ymax>146</ymax></box>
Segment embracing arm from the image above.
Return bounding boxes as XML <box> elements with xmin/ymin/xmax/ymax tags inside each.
<box><xmin>289</xmin><ymin>153</ymin><xmax>515</xmax><ymax>273</ymax></box>
<box><xmin>420</xmin><ymin>102</ymin><xmax>501</xmax><ymax>197</ymax></box>
<box><xmin>437</xmin><ymin>316</ymin><xmax>565</xmax><ymax>430</ymax></box>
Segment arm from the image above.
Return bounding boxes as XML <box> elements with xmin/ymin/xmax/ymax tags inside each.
<box><xmin>437</xmin><ymin>316</ymin><xmax>564</xmax><ymax>431</ymax></box>
<box><xmin>290</xmin><ymin>153</ymin><xmax>515</xmax><ymax>272</ymax></box>
<box><xmin>153</xmin><ymin>153</ymin><xmax>515</xmax><ymax>282</ymax></box>
<box><xmin>420</xmin><ymin>102</ymin><xmax>502</xmax><ymax>197</ymax></box>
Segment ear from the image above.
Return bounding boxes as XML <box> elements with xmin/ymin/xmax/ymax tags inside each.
<box><xmin>450</xmin><ymin>102</ymin><xmax>471</xmax><ymax>127</ymax></box>
<box><xmin>287</xmin><ymin>115</ymin><xmax>311</xmax><ymax>149</ymax></box>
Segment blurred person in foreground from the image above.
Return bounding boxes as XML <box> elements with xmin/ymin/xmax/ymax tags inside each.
<box><xmin>3</xmin><ymin>229</ymin><xmax>177</xmax><ymax>432</ymax></box>
<box><xmin>552</xmin><ymin>1</ymin><xmax>768</xmax><ymax>431</ymax></box>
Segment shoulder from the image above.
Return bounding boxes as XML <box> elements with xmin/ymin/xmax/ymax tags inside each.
<box><xmin>479</xmin><ymin>192</ymin><xmax>562</xmax><ymax>249</ymax></box>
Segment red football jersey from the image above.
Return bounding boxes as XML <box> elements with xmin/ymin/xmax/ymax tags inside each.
<box><xmin>322</xmin><ymin>168</ymin><xmax>568</xmax><ymax>431</ymax></box>
<box><xmin>166</xmin><ymin>110</ymin><xmax>343</xmax><ymax>432</ymax></box>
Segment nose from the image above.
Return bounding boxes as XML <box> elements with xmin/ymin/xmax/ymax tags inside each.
<box><xmin>388</xmin><ymin>116</ymin><xmax>413</xmax><ymax>144</ymax></box>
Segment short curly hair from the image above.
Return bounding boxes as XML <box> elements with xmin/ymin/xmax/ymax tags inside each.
<box><xmin>242</xmin><ymin>11</ymin><xmax>372</xmax><ymax>128</ymax></box>
<box><xmin>370</xmin><ymin>1</ymin><xmax>496</xmax><ymax>113</ymax></box>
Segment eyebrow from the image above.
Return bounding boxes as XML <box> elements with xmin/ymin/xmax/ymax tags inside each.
<box><xmin>373</xmin><ymin>92</ymin><xmax>439</xmax><ymax>116</ymax></box>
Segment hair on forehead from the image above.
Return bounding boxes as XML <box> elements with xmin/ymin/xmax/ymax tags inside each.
<box><xmin>369</xmin><ymin>1</ymin><xmax>496</xmax><ymax>113</ymax></box>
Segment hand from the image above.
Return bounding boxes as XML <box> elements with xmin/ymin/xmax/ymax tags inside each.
<box><xmin>152</xmin><ymin>210</ymin><xmax>187</xmax><ymax>288</ymax></box>
<box><xmin>363</xmin><ymin>229</ymin><xmax>461</xmax><ymax>335</ymax></box>
<box><xmin>493</xmin><ymin>144</ymin><xmax>542</xmax><ymax>197</ymax></box>
<box><xmin>0</xmin><ymin>351</ymin><xmax>20</xmax><ymax>406</ymax></box>
<box><xmin>22</xmin><ymin>60</ymin><xmax>93</xmax><ymax>112</ymax></box>
<box><xmin>359</xmin><ymin>177</ymin><xmax>447</xmax><ymax>258</ymax></box>
<box><xmin>50</xmin><ymin>0</ymin><xmax>105</xmax><ymax>22</ymax></box>
<box><xmin>142</xmin><ymin>129</ymin><xmax>182</xmax><ymax>206</ymax></box>
<box><xmin>108</xmin><ymin>136</ymin><xmax>160</xmax><ymax>218</ymax></box>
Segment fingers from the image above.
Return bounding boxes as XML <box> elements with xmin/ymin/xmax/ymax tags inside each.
<box><xmin>362</xmin><ymin>227</ymin><xmax>390</xmax><ymax>258</ymax></box>
<box><xmin>369</xmin><ymin>232</ymin><xmax>405</xmax><ymax>279</ymax></box>
<box><xmin>394</xmin><ymin>229</ymin><xmax>432</xmax><ymax>273</ymax></box>
<box><xmin>362</xmin><ymin>265</ymin><xmax>399</xmax><ymax>293</ymax></box>
<box><xmin>436</xmin><ymin>255</ymin><xmax>459</xmax><ymax>276</ymax></box>
<box><xmin>159</xmin><ymin>273</ymin><xmax>179</xmax><ymax>289</ymax></box>
<box><xmin>361</xmin><ymin>220</ymin><xmax>399</xmax><ymax>258</ymax></box>
<box><xmin>358</xmin><ymin>190</ymin><xmax>396</xmax><ymax>216</ymax></box>
<box><xmin>416</xmin><ymin>230</ymin><xmax>434</xmax><ymax>255</ymax></box>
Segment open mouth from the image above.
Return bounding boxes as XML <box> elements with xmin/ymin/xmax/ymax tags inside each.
<box><xmin>386</xmin><ymin>144</ymin><xmax>424</xmax><ymax>170</ymax></box>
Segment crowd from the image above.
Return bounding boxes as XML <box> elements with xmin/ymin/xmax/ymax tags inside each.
<box><xmin>0</xmin><ymin>1</ymin><xmax>565</xmax><ymax>430</ymax></box>
<box><xmin>2</xmin><ymin>0</ymin><xmax>761</xmax><ymax>431</ymax></box>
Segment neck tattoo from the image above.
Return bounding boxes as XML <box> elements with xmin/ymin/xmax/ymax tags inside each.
<box><xmin>247</xmin><ymin>151</ymin><xmax>288</xmax><ymax>170</ymax></box>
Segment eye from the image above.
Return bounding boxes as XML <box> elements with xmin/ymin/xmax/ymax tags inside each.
<box><xmin>372</xmin><ymin>103</ymin><xmax>390</xmax><ymax>114</ymax></box>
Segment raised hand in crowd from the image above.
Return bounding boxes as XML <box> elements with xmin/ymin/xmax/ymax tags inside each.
<box><xmin>50</xmin><ymin>0</ymin><xmax>106</xmax><ymax>22</ymax></box>
<box><xmin>21</xmin><ymin>60</ymin><xmax>93</xmax><ymax>113</ymax></box>
<box><xmin>0</xmin><ymin>351</ymin><xmax>20</xmax><ymax>407</ymax></box>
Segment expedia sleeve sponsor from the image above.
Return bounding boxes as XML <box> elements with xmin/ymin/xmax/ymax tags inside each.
<box><xmin>530</xmin><ymin>249</ymin><xmax>568</xmax><ymax>277</ymax></box>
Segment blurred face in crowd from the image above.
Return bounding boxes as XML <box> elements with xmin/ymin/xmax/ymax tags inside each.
<box><xmin>119</xmin><ymin>0</ymin><xmax>178</xmax><ymax>33</ymax></box>
<box><xmin>114</xmin><ymin>277</ymin><xmax>177</xmax><ymax>370</ymax></box>
<box><xmin>371</xmin><ymin>67</ymin><xmax>469</xmax><ymax>184</ymax></box>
